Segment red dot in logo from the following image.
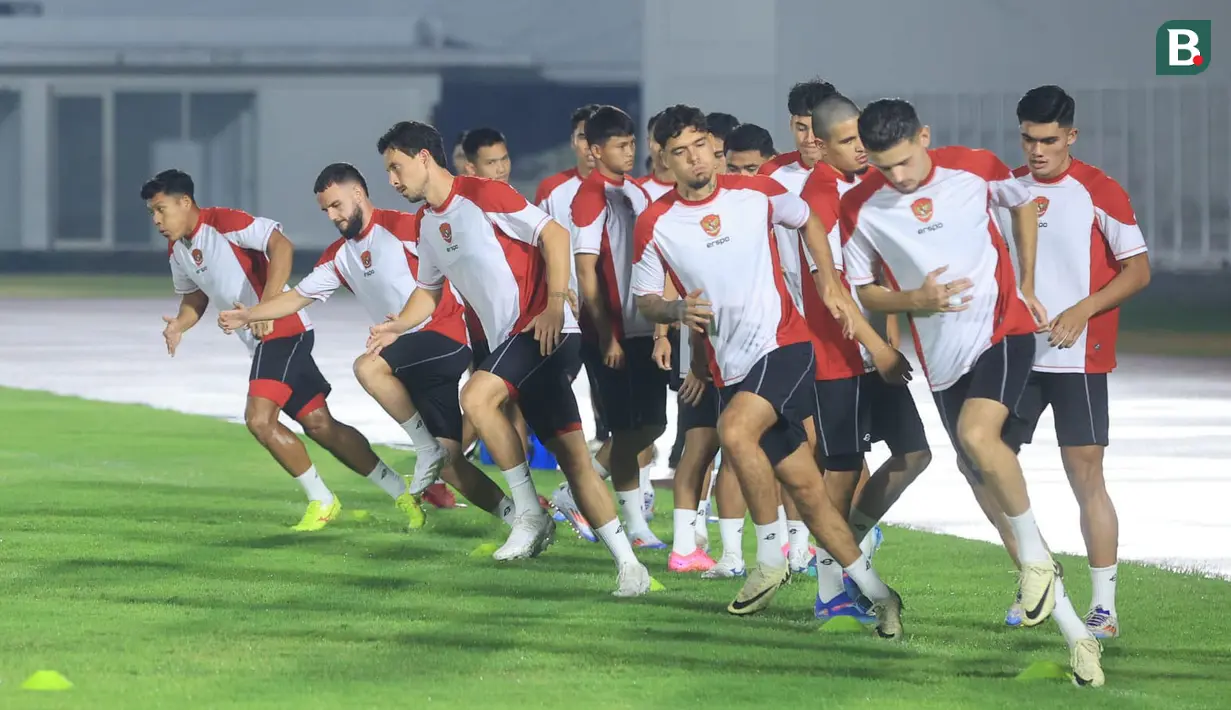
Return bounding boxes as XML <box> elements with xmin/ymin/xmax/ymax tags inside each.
<box><xmin>1194</xmin><ymin>54</ymin><xmax>1204</xmax><ymax>65</ymax></box>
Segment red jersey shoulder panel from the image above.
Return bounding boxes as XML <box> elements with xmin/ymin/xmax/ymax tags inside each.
<box><xmin>837</xmin><ymin>171</ymin><xmax>887</xmax><ymax>244</ymax></box>
<box><xmin>931</xmin><ymin>145</ymin><xmax>1011</xmax><ymax>182</ymax></box>
<box><xmin>456</xmin><ymin>175</ymin><xmax>529</xmax><ymax>214</ymax></box>
<box><xmin>371</xmin><ymin>208</ymin><xmax>419</xmax><ymax>242</ymax></box>
<box><xmin>632</xmin><ymin>193</ymin><xmax>676</xmax><ymax>263</ymax></box>
<box><xmin>200</xmin><ymin>206</ymin><xmax>257</xmax><ymax>233</ymax></box>
<box><xmin>758</xmin><ymin>151</ymin><xmax>802</xmax><ymax>175</ymax></box>
<box><xmin>719</xmin><ymin>172</ymin><xmax>788</xmax><ymax>196</ymax></box>
<box><xmin>800</xmin><ymin>167</ymin><xmax>841</xmax><ymax>232</ymax></box>
<box><xmin>315</xmin><ymin>237</ymin><xmax>346</xmax><ymax>268</ymax></box>
<box><xmin>534</xmin><ymin>168</ymin><xmax>578</xmax><ymax>204</ymax></box>
<box><xmin>1066</xmin><ymin>160</ymin><xmax>1138</xmax><ymax>225</ymax></box>
<box><xmin>570</xmin><ymin>173</ymin><xmax>608</xmax><ymax>229</ymax></box>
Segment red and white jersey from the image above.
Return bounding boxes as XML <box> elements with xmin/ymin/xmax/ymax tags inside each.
<box><xmin>535</xmin><ymin>168</ymin><xmax>585</xmax><ymax>297</ymax></box>
<box><xmin>840</xmin><ymin>146</ymin><xmax>1038</xmax><ymax>391</ymax></box>
<box><xmin>759</xmin><ymin>151</ymin><xmax>814</xmax><ymax>311</ymax></box>
<box><xmin>799</xmin><ymin>162</ymin><xmax>872</xmax><ymax>380</ymax></box>
<box><xmin>572</xmin><ymin>170</ymin><xmax>654</xmax><ymax>340</ymax></box>
<box><xmin>1013</xmin><ymin>160</ymin><xmax>1148</xmax><ymax>374</ymax></box>
<box><xmin>294</xmin><ymin>209</ymin><xmax>468</xmax><ymax>345</ymax></box>
<box><xmin>636</xmin><ymin>175</ymin><xmax>675</xmax><ymax>201</ymax></box>
<box><xmin>631</xmin><ymin>174</ymin><xmax>813</xmax><ymax>386</ymax></box>
<box><xmin>416</xmin><ymin>176</ymin><xmax>579</xmax><ymax>346</ymax></box>
<box><xmin>169</xmin><ymin>207</ymin><xmax>309</xmax><ymax>354</ymax></box>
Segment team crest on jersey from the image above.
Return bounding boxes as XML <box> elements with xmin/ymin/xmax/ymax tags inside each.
<box><xmin>1034</xmin><ymin>196</ymin><xmax>1050</xmax><ymax>216</ymax></box>
<box><xmin>439</xmin><ymin>223</ymin><xmax>453</xmax><ymax>244</ymax></box>
<box><xmin>911</xmin><ymin>198</ymin><xmax>934</xmax><ymax>223</ymax></box>
<box><xmin>700</xmin><ymin>214</ymin><xmax>721</xmax><ymax>237</ymax></box>
<box><xmin>360</xmin><ymin>250</ymin><xmax>373</xmax><ymax>269</ymax></box>
<box><xmin>190</xmin><ymin>248</ymin><xmax>204</xmax><ymax>266</ymax></box>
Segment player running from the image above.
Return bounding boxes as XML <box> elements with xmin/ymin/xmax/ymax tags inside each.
<box><xmin>146</xmin><ymin>169</ymin><xmax>401</xmax><ymax>532</ymax></box>
<box><xmin>218</xmin><ymin>163</ymin><xmax>518</xmax><ymax>530</ymax></box>
<box><xmin>842</xmin><ymin>98</ymin><xmax>1104</xmax><ymax>685</ymax></box>
<box><xmin>632</xmin><ymin>106</ymin><xmax>903</xmax><ymax>637</ymax></box>
<box><xmin>367</xmin><ymin>121</ymin><xmax>655</xmax><ymax>596</ymax></box>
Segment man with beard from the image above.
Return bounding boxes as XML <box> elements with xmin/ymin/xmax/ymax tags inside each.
<box><xmin>219</xmin><ymin>163</ymin><xmax>516</xmax><ymax>529</ymax></box>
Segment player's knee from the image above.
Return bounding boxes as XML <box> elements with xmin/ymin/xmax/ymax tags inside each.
<box><xmin>716</xmin><ymin>413</ymin><xmax>751</xmax><ymax>455</ymax></box>
<box><xmin>245</xmin><ymin>411</ymin><xmax>278</xmax><ymax>444</ymax></box>
<box><xmin>299</xmin><ymin>412</ymin><xmax>336</xmax><ymax>443</ymax></box>
<box><xmin>460</xmin><ymin>375</ymin><xmax>505</xmax><ymax>418</ymax></box>
<box><xmin>352</xmin><ymin>353</ymin><xmax>388</xmax><ymax>386</ymax></box>
<box><xmin>956</xmin><ymin>419</ymin><xmax>1000</xmax><ymax>460</ymax></box>
<box><xmin>904</xmin><ymin>448</ymin><xmax>932</xmax><ymax>476</ymax></box>
<box><xmin>1063</xmin><ymin>447</ymin><xmax>1107</xmax><ymax>496</ymax></box>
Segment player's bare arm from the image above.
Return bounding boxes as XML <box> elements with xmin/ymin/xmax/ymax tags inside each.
<box><xmin>576</xmin><ymin>253</ymin><xmax>624</xmax><ymax>369</ymax></box>
<box><xmin>800</xmin><ymin>208</ymin><xmax>860</xmax><ymax>335</ymax></box>
<box><xmin>857</xmin><ymin>265</ymin><xmax>974</xmax><ymax>315</ymax></box>
<box><xmin>636</xmin><ymin>289</ymin><xmax>711</xmax><ymax>333</ymax></box>
<box><xmin>522</xmin><ymin>220</ymin><xmax>570</xmax><ymax>356</ymax></box>
<box><xmin>162</xmin><ymin>289</ymin><xmax>209</xmax><ymax>357</ymax></box>
<box><xmin>366</xmin><ymin>286</ymin><xmax>442</xmax><ymax>355</ymax></box>
<box><xmin>1008</xmin><ymin>200</ymin><xmax>1047</xmax><ymax>327</ymax></box>
<box><xmin>218</xmin><ymin>289</ymin><xmax>313</xmax><ymax>334</ymax></box>
<box><xmin>1049</xmin><ymin>252</ymin><xmax>1151</xmax><ymax>348</ymax></box>
<box><xmin>813</xmin><ymin>270</ymin><xmax>911</xmax><ymax>385</ymax></box>
<box><xmin>650</xmin><ymin>276</ymin><xmax>676</xmax><ymax>370</ymax></box>
<box><xmin>677</xmin><ymin>329</ymin><xmax>711</xmax><ymax>406</ymax></box>
<box><xmin>249</xmin><ymin>229</ymin><xmax>294</xmax><ymax>339</ymax></box>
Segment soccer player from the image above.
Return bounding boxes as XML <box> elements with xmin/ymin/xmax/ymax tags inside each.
<box><xmin>999</xmin><ymin>85</ymin><xmax>1150</xmax><ymax>638</ymax></box>
<box><xmin>461</xmin><ymin>128</ymin><xmax>512</xmax><ymax>182</ymax></box>
<box><xmin>706</xmin><ymin>112</ymin><xmax>740</xmax><ymax>173</ymax></box>
<box><xmin>843</xmin><ymin>98</ymin><xmax>1103</xmax><ymax>684</ymax></box>
<box><xmin>147</xmin><ymin>169</ymin><xmax>399</xmax><ymax>532</ymax></box>
<box><xmin>368</xmin><ymin>121</ymin><xmax>654</xmax><ymax>595</ymax></box>
<box><xmin>218</xmin><ymin>163</ymin><xmax>516</xmax><ymax>530</ymax></box>
<box><xmin>640</xmin><ymin>110</ymin><xmax>676</xmax><ymax>201</ymax></box>
<box><xmin>724</xmin><ymin>123</ymin><xmax>776</xmax><ymax>176</ymax></box>
<box><xmin>632</xmin><ymin>106</ymin><xmax>901</xmax><ymax>635</ymax></box>
<box><xmin>799</xmin><ymin>93</ymin><xmax>932</xmax><ymax>622</ymax></box>
<box><xmin>570</xmin><ymin>105</ymin><xmax>671</xmax><ymax>551</ymax></box>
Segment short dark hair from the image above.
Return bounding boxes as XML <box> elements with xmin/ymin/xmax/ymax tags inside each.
<box><xmin>724</xmin><ymin>123</ymin><xmax>775</xmax><ymax>158</ymax></box>
<box><xmin>1016</xmin><ymin>85</ymin><xmax>1076</xmax><ymax>128</ymax></box>
<box><xmin>314</xmin><ymin>162</ymin><xmax>369</xmax><ymax>196</ymax></box>
<box><xmin>584</xmin><ymin>105</ymin><xmax>636</xmax><ymax>147</ymax></box>
<box><xmin>652</xmin><ymin>104</ymin><xmax>708</xmax><ymax>148</ymax></box>
<box><xmin>377</xmin><ymin>121</ymin><xmax>447</xmax><ymax>168</ymax></box>
<box><xmin>706</xmin><ymin>112</ymin><xmax>741</xmax><ymax>142</ymax></box>
<box><xmin>647</xmin><ymin>109</ymin><xmax>665</xmax><ymax>135</ymax></box>
<box><xmin>140</xmin><ymin>169</ymin><xmax>195</xmax><ymax>201</ymax></box>
<box><xmin>787</xmin><ymin>79</ymin><xmax>837</xmax><ymax>117</ymax></box>
<box><xmin>462</xmin><ymin>127</ymin><xmax>506</xmax><ymax>162</ymax></box>
<box><xmin>811</xmin><ymin>93</ymin><xmax>861</xmax><ymax>141</ymax></box>
<box><xmin>571</xmin><ymin>103</ymin><xmax>601</xmax><ymax>130</ymax></box>
<box><xmin>858</xmin><ymin>99</ymin><xmax>923</xmax><ymax>153</ymax></box>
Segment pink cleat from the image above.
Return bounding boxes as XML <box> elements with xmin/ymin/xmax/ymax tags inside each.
<box><xmin>668</xmin><ymin>549</ymin><xmax>717</xmax><ymax>573</ymax></box>
<box><xmin>422</xmin><ymin>483</ymin><xmax>458</xmax><ymax>509</ymax></box>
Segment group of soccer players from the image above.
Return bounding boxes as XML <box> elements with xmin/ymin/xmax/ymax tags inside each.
<box><xmin>147</xmin><ymin>77</ymin><xmax>1154</xmax><ymax>689</ymax></box>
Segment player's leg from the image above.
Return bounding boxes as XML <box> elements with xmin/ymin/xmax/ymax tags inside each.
<box><xmin>637</xmin><ymin>442</ymin><xmax>658</xmax><ymax>521</ymax></box>
<box><xmin>245</xmin><ymin>333</ymin><xmax>339</xmax><ymax>530</ymax></box>
<box><xmin>669</xmin><ymin>384</ymin><xmax>721</xmax><ymax>573</ymax></box>
<box><xmin>704</xmin><ymin>456</ymin><xmax>748</xmax><ymax>579</ymax></box>
<box><xmin>780</xmin><ymin>482</ymin><xmax>815</xmax><ymax>575</ymax></box>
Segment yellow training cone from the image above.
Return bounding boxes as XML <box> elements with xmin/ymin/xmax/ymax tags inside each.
<box><xmin>22</xmin><ymin>670</ymin><xmax>73</xmax><ymax>690</ymax></box>
<box><xmin>818</xmin><ymin>616</ymin><xmax>867</xmax><ymax>634</ymax></box>
<box><xmin>470</xmin><ymin>542</ymin><xmax>500</xmax><ymax>557</ymax></box>
<box><xmin>1015</xmin><ymin>660</ymin><xmax>1069</xmax><ymax>682</ymax></box>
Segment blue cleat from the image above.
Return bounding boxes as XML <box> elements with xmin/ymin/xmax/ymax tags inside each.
<box><xmin>815</xmin><ymin>591</ymin><xmax>877</xmax><ymax>624</ymax></box>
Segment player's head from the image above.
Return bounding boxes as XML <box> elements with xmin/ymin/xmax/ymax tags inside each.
<box><xmin>451</xmin><ymin>131</ymin><xmax>470</xmax><ymax>174</ymax></box>
<box><xmin>585</xmin><ymin>105</ymin><xmax>637</xmax><ymax>176</ymax></box>
<box><xmin>141</xmin><ymin>169</ymin><xmax>198</xmax><ymax>242</ymax></box>
<box><xmin>859</xmin><ymin>99</ymin><xmax>931</xmax><ymax>194</ymax></box>
<box><xmin>724</xmin><ymin>123</ymin><xmax>776</xmax><ymax>176</ymax></box>
<box><xmin>812</xmin><ymin>93</ymin><xmax>867</xmax><ymax>176</ymax></box>
<box><xmin>1017</xmin><ymin>85</ymin><xmax>1077</xmax><ymax>180</ymax></box>
<box><xmin>646</xmin><ymin>109</ymin><xmax>669</xmax><ymax>175</ymax></box>
<box><xmin>787</xmin><ymin>79</ymin><xmax>836</xmax><ymax>164</ymax></box>
<box><xmin>654</xmin><ymin>105</ymin><xmax>714</xmax><ymax>190</ymax></box>
<box><xmin>378</xmin><ymin>121</ymin><xmax>447</xmax><ymax>203</ymax></box>
<box><xmin>313</xmin><ymin>162</ymin><xmax>370</xmax><ymax>240</ymax></box>
<box><xmin>706</xmin><ymin>112</ymin><xmax>740</xmax><ymax>172</ymax></box>
<box><xmin>462</xmin><ymin>127</ymin><xmax>511</xmax><ymax>182</ymax></box>
<box><xmin>571</xmin><ymin>103</ymin><xmax>601</xmax><ymax>168</ymax></box>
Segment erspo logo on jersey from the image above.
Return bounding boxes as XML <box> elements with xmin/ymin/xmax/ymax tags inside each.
<box><xmin>1157</xmin><ymin>20</ymin><xmax>1211</xmax><ymax>75</ymax></box>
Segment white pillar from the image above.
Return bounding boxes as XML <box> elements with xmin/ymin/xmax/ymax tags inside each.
<box><xmin>19</xmin><ymin>79</ymin><xmax>50</xmax><ymax>250</ymax></box>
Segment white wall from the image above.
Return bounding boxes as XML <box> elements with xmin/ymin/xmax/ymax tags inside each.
<box><xmin>255</xmin><ymin>76</ymin><xmax>441</xmax><ymax>249</ymax></box>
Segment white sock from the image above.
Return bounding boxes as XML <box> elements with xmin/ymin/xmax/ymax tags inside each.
<box><xmin>1053</xmin><ymin>576</ymin><xmax>1094</xmax><ymax>648</ymax></box>
<box><xmin>672</xmin><ymin>508</ymin><xmax>698</xmax><ymax>556</ymax></box>
<box><xmin>755</xmin><ymin>522</ymin><xmax>787</xmax><ymax>568</ymax></box>
<box><xmin>500</xmin><ymin>463</ymin><xmax>541</xmax><ymax>515</ymax></box>
<box><xmin>592</xmin><ymin>456</ymin><xmax>611</xmax><ymax>481</ymax></box>
<box><xmin>1090</xmin><ymin>564</ymin><xmax>1118</xmax><ymax>614</ymax></box>
<box><xmin>849</xmin><ymin>509</ymin><xmax>879</xmax><ymax>544</ymax></box>
<box><xmin>787</xmin><ymin>520</ymin><xmax>810</xmax><ymax>556</ymax></box>
<box><xmin>365</xmin><ymin>461</ymin><xmax>407</xmax><ymax>499</ymax></box>
<box><xmin>718</xmin><ymin>518</ymin><xmax>744</xmax><ymax>561</ymax></box>
<box><xmin>1006</xmin><ymin>508</ymin><xmax>1050</xmax><ymax>564</ymax></box>
<box><xmin>815</xmin><ymin>548</ymin><xmax>846</xmax><ymax>603</ymax></box>
<box><xmin>595</xmin><ymin>518</ymin><xmax>638</xmax><ymax>565</ymax></box>
<box><xmin>294</xmin><ymin>466</ymin><xmax>334</xmax><ymax>504</ymax></box>
<box><xmin>843</xmin><ymin>554</ymin><xmax>891</xmax><ymax>603</ymax></box>
<box><xmin>639</xmin><ymin>463</ymin><xmax>653</xmax><ymax>492</ymax></box>
<box><xmin>776</xmin><ymin>504</ymin><xmax>788</xmax><ymax>543</ymax></box>
<box><xmin>616</xmin><ymin>489</ymin><xmax>649</xmax><ymax>534</ymax></box>
<box><xmin>495</xmin><ymin>496</ymin><xmax>516</xmax><ymax>526</ymax></box>
<box><xmin>400</xmin><ymin>413</ymin><xmax>441</xmax><ymax>452</ymax></box>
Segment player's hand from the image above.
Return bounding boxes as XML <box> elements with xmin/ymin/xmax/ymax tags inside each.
<box><xmin>1046</xmin><ymin>304</ymin><xmax>1090</xmax><ymax>349</ymax></box>
<box><xmin>917</xmin><ymin>265</ymin><xmax>974</xmax><ymax>313</ymax></box>
<box><xmin>161</xmin><ymin>315</ymin><xmax>183</xmax><ymax>357</ymax></box>
<box><xmin>679</xmin><ymin>371</ymin><xmax>707</xmax><ymax>406</ymax></box>
<box><xmin>566</xmin><ymin>289</ymin><xmax>579</xmax><ymax>317</ymax></box>
<box><xmin>652</xmin><ymin>336</ymin><xmax>672</xmax><ymax>371</ymax></box>
<box><xmin>522</xmin><ymin>300</ymin><xmax>565</xmax><ymax>356</ymax></box>
<box><xmin>1023</xmin><ymin>291</ymin><xmax>1050</xmax><ymax>331</ymax></box>
<box><xmin>870</xmin><ymin>345</ymin><xmax>913</xmax><ymax>386</ymax></box>
<box><xmin>672</xmin><ymin>289</ymin><xmax>713</xmax><ymax>334</ymax></box>
<box><xmin>603</xmin><ymin>337</ymin><xmax>626</xmax><ymax>370</ymax></box>
<box><xmin>366</xmin><ymin>320</ymin><xmax>404</xmax><ymax>356</ymax></box>
<box><xmin>217</xmin><ymin>303</ymin><xmax>251</xmax><ymax>335</ymax></box>
<box><xmin>250</xmin><ymin>319</ymin><xmax>274</xmax><ymax>340</ymax></box>
<box><xmin>822</xmin><ymin>281</ymin><xmax>861</xmax><ymax>339</ymax></box>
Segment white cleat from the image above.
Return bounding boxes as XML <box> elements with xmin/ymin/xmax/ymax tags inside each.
<box><xmin>626</xmin><ymin>528</ymin><xmax>668</xmax><ymax>550</ymax></box>
<box><xmin>612</xmin><ymin>561</ymin><xmax>652</xmax><ymax>597</ymax></box>
<box><xmin>408</xmin><ymin>445</ymin><xmax>447</xmax><ymax>495</ymax></box>
<box><xmin>871</xmin><ymin>588</ymin><xmax>905</xmax><ymax>640</ymax></box>
<box><xmin>1070</xmin><ymin>637</ymin><xmax>1105</xmax><ymax>687</ymax></box>
<box><xmin>701</xmin><ymin>553</ymin><xmax>747</xmax><ymax>579</ymax></box>
<box><xmin>492</xmin><ymin>511</ymin><xmax>555</xmax><ymax>561</ymax></box>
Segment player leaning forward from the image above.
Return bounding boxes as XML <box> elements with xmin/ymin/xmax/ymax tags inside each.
<box><xmin>147</xmin><ymin>169</ymin><xmax>408</xmax><ymax>531</ymax></box>
<box><xmin>631</xmin><ymin>105</ymin><xmax>903</xmax><ymax>636</ymax></box>
<box><xmin>366</xmin><ymin>121</ymin><xmax>656</xmax><ymax>596</ymax></box>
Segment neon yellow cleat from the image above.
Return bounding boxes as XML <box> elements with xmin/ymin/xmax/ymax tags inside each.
<box><xmin>395</xmin><ymin>492</ymin><xmax>427</xmax><ymax>531</ymax></box>
<box><xmin>292</xmin><ymin>497</ymin><xmax>341</xmax><ymax>532</ymax></box>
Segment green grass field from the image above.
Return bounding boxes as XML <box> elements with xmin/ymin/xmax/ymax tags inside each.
<box><xmin>3</xmin><ymin>387</ymin><xmax>1231</xmax><ymax>709</ymax></box>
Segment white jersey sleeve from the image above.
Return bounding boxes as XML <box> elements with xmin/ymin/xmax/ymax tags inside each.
<box><xmin>415</xmin><ymin>241</ymin><xmax>445</xmax><ymax>291</ymax></box>
<box><xmin>1097</xmin><ymin>186</ymin><xmax>1149</xmax><ymax>260</ymax></box>
<box><xmin>170</xmin><ymin>257</ymin><xmax>199</xmax><ymax>295</ymax></box>
<box><xmin>225</xmin><ymin>216</ymin><xmax>281</xmax><ymax>252</ymax></box>
<box><xmin>769</xmin><ymin>191</ymin><xmax>810</xmax><ymax>230</ymax></box>
<box><xmin>572</xmin><ymin>206</ymin><xmax>606</xmax><ymax>256</ymax></box>
<box><xmin>489</xmin><ymin>203</ymin><xmax>554</xmax><ymax>246</ymax></box>
<box><xmin>841</xmin><ymin>222</ymin><xmax>878</xmax><ymax>287</ymax></box>
<box><xmin>295</xmin><ymin>262</ymin><xmax>342</xmax><ymax>302</ymax></box>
